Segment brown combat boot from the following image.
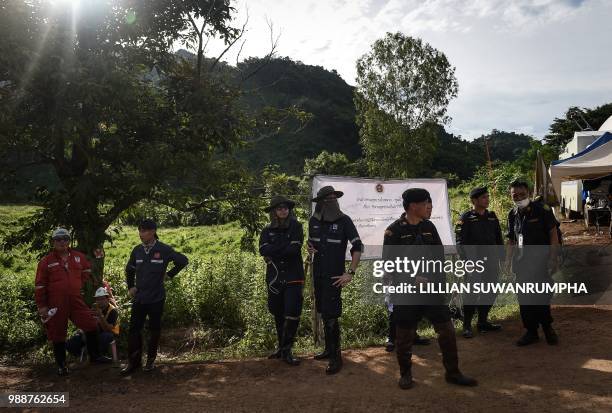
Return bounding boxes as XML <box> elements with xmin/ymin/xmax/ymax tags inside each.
<box><xmin>435</xmin><ymin>321</ymin><xmax>478</xmax><ymax>387</ymax></box>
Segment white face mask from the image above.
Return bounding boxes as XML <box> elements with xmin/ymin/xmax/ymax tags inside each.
<box><xmin>514</xmin><ymin>198</ymin><xmax>530</xmax><ymax>209</ymax></box>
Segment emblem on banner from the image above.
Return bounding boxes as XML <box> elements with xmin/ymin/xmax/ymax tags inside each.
<box><xmin>375</xmin><ymin>183</ymin><xmax>384</xmax><ymax>193</ymax></box>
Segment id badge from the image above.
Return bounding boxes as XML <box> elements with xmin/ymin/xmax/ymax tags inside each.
<box><xmin>518</xmin><ymin>234</ymin><xmax>524</xmax><ymax>248</ymax></box>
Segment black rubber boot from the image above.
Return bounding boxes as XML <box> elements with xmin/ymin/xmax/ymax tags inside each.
<box><xmin>280</xmin><ymin>318</ymin><xmax>300</xmax><ymax>366</ymax></box>
<box><xmin>435</xmin><ymin>321</ymin><xmax>478</xmax><ymax>387</ymax></box>
<box><xmin>269</xmin><ymin>315</ymin><xmax>284</xmax><ymax>359</ymax></box>
<box><xmin>314</xmin><ymin>319</ymin><xmax>332</xmax><ymax>360</ymax></box>
<box><xmin>144</xmin><ymin>329</ymin><xmax>161</xmax><ymax>371</ymax></box>
<box><xmin>53</xmin><ymin>342</ymin><xmax>68</xmax><ymax>376</ymax></box>
<box><xmin>395</xmin><ymin>326</ymin><xmax>415</xmax><ymax>389</ymax></box>
<box><xmin>325</xmin><ymin>319</ymin><xmax>342</xmax><ymax>375</ymax></box>
<box><xmin>542</xmin><ymin>325</ymin><xmax>558</xmax><ymax>345</ymax></box>
<box><xmin>477</xmin><ymin>306</ymin><xmax>502</xmax><ymax>332</ymax></box>
<box><xmin>120</xmin><ymin>333</ymin><xmax>142</xmax><ymax>376</ymax></box>
<box><xmin>85</xmin><ymin>331</ymin><xmax>111</xmax><ymax>364</ymax></box>
<box><xmin>516</xmin><ymin>330</ymin><xmax>539</xmax><ymax>346</ymax></box>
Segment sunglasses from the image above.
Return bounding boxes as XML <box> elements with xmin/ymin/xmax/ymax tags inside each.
<box><xmin>53</xmin><ymin>236</ymin><xmax>71</xmax><ymax>242</ymax></box>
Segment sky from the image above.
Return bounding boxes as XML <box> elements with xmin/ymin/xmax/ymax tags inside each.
<box><xmin>201</xmin><ymin>0</ymin><xmax>612</xmax><ymax>140</ymax></box>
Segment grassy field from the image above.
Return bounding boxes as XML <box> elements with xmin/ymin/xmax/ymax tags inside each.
<box><xmin>0</xmin><ymin>204</ymin><xmax>519</xmax><ymax>364</ymax></box>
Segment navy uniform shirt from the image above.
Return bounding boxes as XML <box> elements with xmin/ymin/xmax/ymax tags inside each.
<box><xmin>259</xmin><ymin>218</ymin><xmax>305</xmax><ymax>283</ymax></box>
<box><xmin>456</xmin><ymin>209</ymin><xmax>504</xmax><ymax>263</ymax></box>
<box><xmin>383</xmin><ymin>214</ymin><xmax>445</xmax><ymax>292</ymax></box>
<box><xmin>507</xmin><ymin>201</ymin><xmax>557</xmax><ymax>246</ymax></box>
<box><xmin>308</xmin><ymin>215</ymin><xmax>363</xmax><ymax>279</ymax></box>
<box><xmin>126</xmin><ymin>240</ymin><xmax>188</xmax><ymax>304</ymax></box>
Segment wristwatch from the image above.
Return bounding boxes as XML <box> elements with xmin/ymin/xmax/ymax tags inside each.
<box><xmin>348</xmin><ymin>269</ymin><xmax>356</xmax><ymax>276</ymax></box>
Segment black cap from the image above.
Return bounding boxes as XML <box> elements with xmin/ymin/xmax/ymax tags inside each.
<box><xmin>265</xmin><ymin>196</ymin><xmax>296</xmax><ymax>212</ymax></box>
<box><xmin>138</xmin><ymin>219</ymin><xmax>157</xmax><ymax>231</ymax></box>
<box><xmin>311</xmin><ymin>186</ymin><xmax>344</xmax><ymax>202</ymax></box>
<box><xmin>402</xmin><ymin>188</ymin><xmax>431</xmax><ymax>208</ymax></box>
<box><xmin>469</xmin><ymin>186</ymin><xmax>488</xmax><ymax>199</ymax></box>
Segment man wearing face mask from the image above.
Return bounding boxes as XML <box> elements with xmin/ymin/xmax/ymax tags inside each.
<box><xmin>259</xmin><ymin>196</ymin><xmax>304</xmax><ymax>366</ymax></box>
<box><xmin>506</xmin><ymin>180</ymin><xmax>560</xmax><ymax>347</ymax></box>
<box><xmin>308</xmin><ymin>186</ymin><xmax>363</xmax><ymax>375</ymax></box>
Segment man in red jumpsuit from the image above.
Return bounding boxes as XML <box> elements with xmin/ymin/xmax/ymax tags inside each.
<box><xmin>35</xmin><ymin>228</ymin><xmax>111</xmax><ymax>376</ymax></box>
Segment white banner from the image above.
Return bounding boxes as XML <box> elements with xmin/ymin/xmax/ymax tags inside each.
<box><xmin>311</xmin><ymin>175</ymin><xmax>455</xmax><ymax>259</ymax></box>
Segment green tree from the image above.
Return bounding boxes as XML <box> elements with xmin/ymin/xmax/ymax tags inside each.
<box><xmin>355</xmin><ymin>32</ymin><xmax>458</xmax><ymax>178</ymax></box>
<box><xmin>544</xmin><ymin>103</ymin><xmax>612</xmax><ymax>153</ymax></box>
<box><xmin>0</xmin><ymin>0</ymin><xmax>251</xmax><ymax>286</ymax></box>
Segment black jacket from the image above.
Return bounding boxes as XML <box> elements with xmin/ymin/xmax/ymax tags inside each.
<box><xmin>259</xmin><ymin>218</ymin><xmax>305</xmax><ymax>283</ymax></box>
<box><xmin>126</xmin><ymin>241</ymin><xmax>188</xmax><ymax>304</ymax></box>
<box><xmin>383</xmin><ymin>214</ymin><xmax>445</xmax><ymax>284</ymax></box>
<box><xmin>308</xmin><ymin>214</ymin><xmax>363</xmax><ymax>279</ymax></box>
<box><xmin>455</xmin><ymin>209</ymin><xmax>504</xmax><ymax>263</ymax></box>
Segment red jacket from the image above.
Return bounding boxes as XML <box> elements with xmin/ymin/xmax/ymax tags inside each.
<box><xmin>35</xmin><ymin>249</ymin><xmax>92</xmax><ymax>309</ymax></box>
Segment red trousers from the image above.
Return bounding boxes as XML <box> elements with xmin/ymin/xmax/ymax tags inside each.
<box><xmin>44</xmin><ymin>294</ymin><xmax>98</xmax><ymax>343</ymax></box>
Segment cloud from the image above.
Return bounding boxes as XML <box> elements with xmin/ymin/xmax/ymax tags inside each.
<box><xmin>198</xmin><ymin>0</ymin><xmax>610</xmax><ymax>139</ymax></box>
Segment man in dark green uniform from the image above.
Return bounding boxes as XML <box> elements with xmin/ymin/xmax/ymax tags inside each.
<box><xmin>308</xmin><ymin>186</ymin><xmax>363</xmax><ymax>375</ymax></box>
<box><xmin>384</xmin><ymin>188</ymin><xmax>477</xmax><ymax>389</ymax></box>
<box><xmin>455</xmin><ymin>186</ymin><xmax>504</xmax><ymax>338</ymax></box>
<box><xmin>506</xmin><ymin>180</ymin><xmax>560</xmax><ymax>346</ymax></box>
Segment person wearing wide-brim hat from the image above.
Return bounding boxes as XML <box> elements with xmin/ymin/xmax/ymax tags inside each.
<box><xmin>308</xmin><ymin>185</ymin><xmax>363</xmax><ymax>375</ymax></box>
<box><xmin>259</xmin><ymin>196</ymin><xmax>304</xmax><ymax>365</ymax></box>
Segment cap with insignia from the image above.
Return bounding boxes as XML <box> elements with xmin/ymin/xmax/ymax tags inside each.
<box><xmin>469</xmin><ymin>186</ymin><xmax>488</xmax><ymax>199</ymax></box>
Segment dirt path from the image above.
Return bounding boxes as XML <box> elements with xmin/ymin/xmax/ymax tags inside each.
<box><xmin>2</xmin><ymin>306</ymin><xmax>611</xmax><ymax>412</ymax></box>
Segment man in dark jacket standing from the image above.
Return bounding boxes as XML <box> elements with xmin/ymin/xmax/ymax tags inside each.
<box><xmin>455</xmin><ymin>186</ymin><xmax>504</xmax><ymax>338</ymax></box>
<box><xmin>121</xmin><ymin>219</ymin><xmax>188</xmax><ymax>375</ymax></box>
<box><xmin>384</xmin><ymin>188</ymin><xmax>477</xmax><ymax>389</ymax></box>
<box><xmin>308</xmin><ymin>186</ymin><xmax>363</xmax><ymax>375</ymax></box>
<box><xmin>259</xmin><ymin>196</ymin><xmax>305</xmax><ymax>366</ymax></box>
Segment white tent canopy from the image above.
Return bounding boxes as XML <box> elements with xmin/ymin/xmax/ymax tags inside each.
<box><xmin>550</xmin><ymin>131</ymin><xmax>612</xmax><ymax>197</ymax></box>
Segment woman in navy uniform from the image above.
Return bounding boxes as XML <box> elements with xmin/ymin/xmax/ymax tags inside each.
<box><xmin>308</xmin><ymin>186</ymin><xmax>363</xmax><ymax>375</ymax></box>
<box><xmin>121</xmin><ymin>219</ymin><xmax>189</xmax><ymax>375</ymax></box>
<box><xmin>259</xmin><ymin>196</ymin><xmax>304</xmax><ymax>365</ymax></box>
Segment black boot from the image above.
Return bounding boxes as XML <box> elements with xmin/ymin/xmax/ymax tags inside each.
<box><xmin>325</xmin><ymin>319</ymin><xmax>342</xmax><ymax>375</ymax></box>
<box><xmin>53</xmin><ymin>342</ymin><xmax>68</xmax><ymax>376</ymax></box>
<box><xmin>85</xmin><ymin>331</ymin><xmax>111</xmax><ymax>364</ymax></box>
<box><xmin>144</xmin><ymin>329</ymin><xmax>161</xmax><ymax>371</ymax></box>
<box><xmin>280</xmin><ymin>318</ymin><xmax>300</xmax><ymax>366</ymax></box>
<box><xmin>477</xmin><ymin>306</ymin><xmax>501</xmax><ymax>332</ymax></box>
<box><xmin>516</xmin><ymin>330</ymin><xmax>539</xmax><ymax>346</ymax></box>
<box><xmin>542</xmin><ymin>325</ymin><xmax>558</xmax><ymax>345</ymax></box>
<box><xmin>463</xmin><ymin>305</ymin><xmax>475</xmax><ymax>338</ymax></box>
<box><xmin>314</xmin><ymin>319</ymin><xmax>332</xmax><ymax>360</ymax></box>
<box><xmin>395</xmin><ymin>326</ymin><xmax>415</xmax><ymax>389</ymax></box>
<box><xmin>435</xmin><ymin>322</ymin><xmax>477</xmax><ymax>387</ymax></box>
<box><xmin>120</xmin><ymin>333</ymin><xmax>142</xmax><ymax>376</ymax></box>
<box><xmin>269</xmin><ymin>315</ymin><xmax>284</xmax><ymax>359</ymax></box>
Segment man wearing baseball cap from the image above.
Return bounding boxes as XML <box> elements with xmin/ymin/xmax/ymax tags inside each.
<box><xmin>384</xmin><ymin>188</ymin><xmax>477</xmax><ymax>389</ymax></box>
<box><xmin>308</xmin><ymin>186</ymin><xmax>363</xmax><ymax>375</ymax></box>
<box><xmin>121</xmin><ymin>219</ymin><xmax>188</xmax><ymax>375</ymax></box>
<box><xmin>455</xmin><ymin>186</ymin><xmax>504</xmax><ymax>338</ymax></box>
<box><xmin>35</xmin><ymin>228</ymin><xmax>111</xmax><ymax>376</ymax></box>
